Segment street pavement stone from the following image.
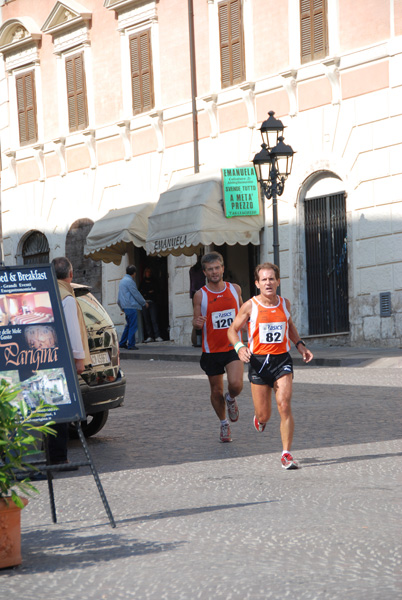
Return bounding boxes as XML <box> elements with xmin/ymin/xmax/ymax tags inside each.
<box><xmin>1</xmin><ymin>359</ymin><xmax>401</xmax><ymax>599</ymax></box>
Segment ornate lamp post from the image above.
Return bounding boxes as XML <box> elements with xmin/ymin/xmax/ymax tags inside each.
<box><xmin>253</xmin><ymin>111</ymin><xmax>295</xmax><ymax>272</ymax></box>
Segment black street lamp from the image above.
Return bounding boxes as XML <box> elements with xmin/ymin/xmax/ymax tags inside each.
<box><xmin>253</xmin><ymin>111</ymin><xmax>295</xmax><ymax>273</ymax></box>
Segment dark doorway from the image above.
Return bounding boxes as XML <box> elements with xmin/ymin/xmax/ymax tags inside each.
<box><xmin>138</xmin><ymin>248</ymin><xmax>169</xmax><ymax>340</ymax></box>
<box><xmin>304</xmin><ymin>192</ymin><xmax>349</xmax><ymax>334</ymax></box>
<box><xmin>214</xmin><ymin>243</ymin><xmax>260</xmax><ymax>302</ymax></box>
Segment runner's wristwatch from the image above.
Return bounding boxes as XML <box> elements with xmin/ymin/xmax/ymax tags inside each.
<box><xmin>295</xmin><ymin>340</ymin><xmax>306</xmax><ymax>348</ymax></box>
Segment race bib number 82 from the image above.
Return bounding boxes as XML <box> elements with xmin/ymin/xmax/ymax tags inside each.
<box><xmin>259</xmin><ymin>322</ymin><xmax>285</xmax><ymax>344</ymax></box>
<box><xmin>212</xmin><ymin>309</ymin><xmax>235</xmax><ymax>329</ymax></box>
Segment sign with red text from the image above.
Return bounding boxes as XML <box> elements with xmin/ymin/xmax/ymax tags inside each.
<box><xmin>0</xmin><ymin>264</ymin><xmax>85</xmax><ymax>423</ymax></box>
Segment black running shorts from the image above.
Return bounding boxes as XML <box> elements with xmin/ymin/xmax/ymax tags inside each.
<box><xmin>200</xmin><ymin>349</ymin><xmax>240</xmax><ymax>376</ymax></box>
<box><xmin>248</xmin><ymin>352</ymin><xmax>293</xmax><ymax>387</ymax></box>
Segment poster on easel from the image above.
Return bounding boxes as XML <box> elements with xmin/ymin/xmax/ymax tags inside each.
<box><xmin>0</xmin><ymin>263</ymin><xmax>85</xmax><ymax>424</ymax></box>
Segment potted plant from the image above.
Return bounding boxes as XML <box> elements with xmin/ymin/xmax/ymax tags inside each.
<box><xmin>0</xmin><ymin>379</ymin><xmax>56</xmax><ymax>569</ymax></box>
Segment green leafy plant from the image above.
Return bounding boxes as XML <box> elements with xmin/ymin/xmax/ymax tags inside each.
<box><xmin>0</xmin><ymin>379</ymin><xmax>56</xmax><ymax>508</ymax></box>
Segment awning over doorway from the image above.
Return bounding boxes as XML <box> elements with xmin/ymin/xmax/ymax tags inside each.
<box><xmin>146</xmin><ymin>171</ymin><xmax>263</xmax><ymax>256</ymax></box>
<box><xmin>84</xmin><ymin>203</ymin><xmax>156</xmax><ymax>265</ymax></box>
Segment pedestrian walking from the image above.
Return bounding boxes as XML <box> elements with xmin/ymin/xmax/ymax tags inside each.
<box><xmin>48</xmin><ymin>256</ymin><xmax>91</xmax><ymax>468</ymax></box>
<box><xmin>228</xmin><ymin>262</ymin><xmax>313</xmax><ymax>469</ymax></box>
<box><xmin>118</xmin><ymin>265</ymin><xmax>147</xmax><ymax>350</ymax></box>
<box><xmin>192</xmin><ymin>251</ymin><xmax>244</xmax><ymax>443</ymax></box>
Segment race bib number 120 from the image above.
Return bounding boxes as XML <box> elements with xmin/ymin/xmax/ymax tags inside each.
<box><xmin>212</xmin><ymin>309</ymin><xmax>235</xmax><ymax>329</ymax></box>
<box><xmin>259</xmin><ymin>321</ymin><xmax>285</xmax><ymax>344</ymax></box>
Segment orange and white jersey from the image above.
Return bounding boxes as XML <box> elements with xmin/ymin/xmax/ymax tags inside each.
<box><xmin>248</xmin><ymin>296</ymin><xmax>291</xmax><ymax>355</ymax></box>
<box><xmin>200</xmin><ymin>282</ymin><xmax>241</xmax><ymax>353</ymax></box>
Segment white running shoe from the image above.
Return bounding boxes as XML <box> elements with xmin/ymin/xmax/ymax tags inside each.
<box><xmin>220</xmin><ymin>423</ymin><xmax>232</xmax><ymax>443</ymax></box>
<box><xmin>225</xmin><ymin>393</ymin><xmax>239</xmax><ymax>422</ymax></box>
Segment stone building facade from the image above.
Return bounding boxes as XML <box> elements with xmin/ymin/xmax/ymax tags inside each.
<box><xmin>0</xmin><ymin>0</ymin><xmax>401</xmax><ymax>347</ymax></box>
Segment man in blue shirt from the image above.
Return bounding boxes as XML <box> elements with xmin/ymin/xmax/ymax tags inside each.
<box><xmin>118</xmin><ymin>265</ymin><xmax>147</xmax><ymax>350</ymax></box>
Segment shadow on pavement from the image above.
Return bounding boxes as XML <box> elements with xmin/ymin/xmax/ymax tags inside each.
<box><xmin>301</xmin><ymin>450</ymin><xmax>402</xmax><ymax>468</ymax></box>
<box><xmin>66</xmin><ymin>378</ymin><xmax>402</xmax><ymax>474</ymax></box>
<box><xmin>13</xmin><ymin>502</ymin><xmax>274</xmax><ymax>574</ymax></box>
<box><xmin>119</xmin><ymin>500</ymin><xmax>276</xmax><ymax>525</ymax></box>
<box><xmin>12</xmin><ymin>529</ymin><xmax>185</xmax><ymax>574</ymax></box>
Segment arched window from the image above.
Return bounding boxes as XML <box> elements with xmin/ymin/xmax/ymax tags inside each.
<box><xmin>22</xmin><ymin>231</ymin><xmax>49</xmax><ymax>264</ymax></box>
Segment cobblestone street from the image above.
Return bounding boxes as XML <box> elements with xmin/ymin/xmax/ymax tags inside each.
<box><xmin>1</xmin><ymin>358</ymin><xmax>402</xmax><ymax>599</ymax></box>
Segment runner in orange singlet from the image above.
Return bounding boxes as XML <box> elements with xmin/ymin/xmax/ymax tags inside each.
<box><xmin>228</xmin><ymin>262</ymin><xmax>313</xmax><ymax>469</ymax></box>
<box><xmin>193</xmin><ymin>252</ymin><xmax>244</xmax><ymax>443</ymax></box>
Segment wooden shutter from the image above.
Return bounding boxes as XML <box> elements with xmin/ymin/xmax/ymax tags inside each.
<box><xmin>219</xmin><ymin>0</ymin><xmax>245</xmax><ymax>88</ymax></box>
<box><xmin>16</xmin><ymin>71</ymin><xmax>37</xmax><ymax>145</ymax></box>
<box><xmin>300</xmin><ymin>0</ymin><xmax>328</xmax><ymax>64</ymax></box>
<box><xmin>66</xmin><ymin>52</ymin><xmax>88</xmax><ymax>132</ymax></box>
<box><xmin>130</xmin><ymin>30</ymin><xmax>154</xmax><ymax>115</ymax></box>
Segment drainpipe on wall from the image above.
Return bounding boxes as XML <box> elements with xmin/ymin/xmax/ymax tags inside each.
<box><xmin>0</xmin><ymin>142</ymin><xmax>3</xmax><ymax>267</ymax></box>
<box><xmin>0</xmin><ymin>203</ymin><xmax>3</xmax><ymax>266</ymax></box>
<box><xmin>0</xmin><ymin>6</ymin><xmax>3</xmax><ymax>264</ymax></box>
<box><xmin>188</xmin><ymin>0</ymin><xmax>199</xmax><ymax>174</ymax></box>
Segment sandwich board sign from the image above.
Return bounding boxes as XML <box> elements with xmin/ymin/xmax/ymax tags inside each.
<box><xmin>0</xmin><ymin>263</ymin><xmax>85</xmax><ymax>424</ymax></box>
<box><xmin>0</xmin><ymin>263</ymin><xmax>116</xmax><ymax>527</ymax></box>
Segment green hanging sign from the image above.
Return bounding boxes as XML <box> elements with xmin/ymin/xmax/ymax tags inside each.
<box><xmin>221</xmin><ymin>166</ymin><xmax>260</xmax><ymax>218</ymax></box>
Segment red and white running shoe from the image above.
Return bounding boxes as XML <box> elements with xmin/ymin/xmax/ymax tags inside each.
<box><xmin>281</xmin><ymin>452</ymin><xmax>299</xmax><ymax>470</ymax></box>
<box><xmin>253</xmin><ymin>416</ymin><xmax>266</xmax><ymax>432</ymax></box>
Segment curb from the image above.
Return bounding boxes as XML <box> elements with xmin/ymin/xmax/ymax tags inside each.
<box><xmin>119</xmin><ymin>350</ymin><xmax>375</xmax><ymax>368</ymax></box>
<box><xmin>120</xmin><ymin>350</ymin><xmax>200</xmax><ymax>363</ymax></box>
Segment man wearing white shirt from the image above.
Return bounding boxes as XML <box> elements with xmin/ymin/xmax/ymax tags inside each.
<box><xmin>48</xmin><ymin>257</ymin><xmax>91</xmax><ymax>466</ymax></box>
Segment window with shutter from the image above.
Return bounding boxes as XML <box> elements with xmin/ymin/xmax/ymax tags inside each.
<box><xmin>219</xmin><ymin>0</ymin><xmax>245</xmax><ymax>88</ymax></box>
<box><xmin>65</xmin><ymin>52</ymin><xmax>88</xmax><ymax>132</ymax></box>
<box><xmin>16</xmin><ymin>71</ymin><xmax>38</xmax><ymax>146</ymax></box>
<box><xmin>130</xmin><ymin>30</ymin><xmax>154</xmax><ymax>115</ymax></box>
<box><xmin>300</xmin><ymin>0</ymin><xmax>328</xmax><ymax>64</ymax></box>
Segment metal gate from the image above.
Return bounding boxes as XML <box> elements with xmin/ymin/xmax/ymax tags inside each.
<box><xmin>304</xmin><ymin>192</ymin><xmax>349</xmax><ymax>334</ymax></box>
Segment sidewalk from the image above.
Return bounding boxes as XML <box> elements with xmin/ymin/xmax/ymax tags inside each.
<box><xmin>5</xmin><ymin>352</ymin><xmax>401</xmax><ymax>599</ymax></box>
<box><xmin>119</xmin><ymin>340</ymin><xmax>402</xmax><ymax>367</ymax></box>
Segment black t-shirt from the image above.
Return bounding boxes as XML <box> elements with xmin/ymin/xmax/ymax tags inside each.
<box><xmin>139</xmin><ymin>277</ymin><xmax>158</xmax><ymax>302</ymax></box>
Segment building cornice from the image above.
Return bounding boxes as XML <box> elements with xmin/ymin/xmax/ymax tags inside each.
<box><xmin>41</xmin><ymin>1</ymin><xmax>92</xmax><ymax>37</ymax></box>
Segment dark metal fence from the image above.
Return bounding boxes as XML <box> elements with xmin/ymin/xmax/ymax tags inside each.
<box><xmin>305</xmin><ymin>192</ymin><xmax>349</xmax><ymax>334</ymax></box>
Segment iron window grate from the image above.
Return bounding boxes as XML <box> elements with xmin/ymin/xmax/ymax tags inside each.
<box><xmin>379</xmin><ymin>292</ymin><xmax>391</xmax><ymax>317</ymax></box>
